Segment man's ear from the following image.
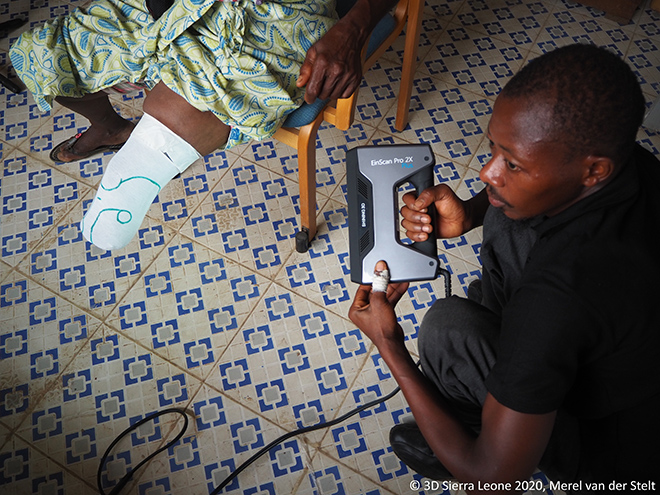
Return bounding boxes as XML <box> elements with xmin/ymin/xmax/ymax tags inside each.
<box><xmin>582</xmin><ymin>156</ymin><xmax>616</xmax><ymax>188</ymax></box>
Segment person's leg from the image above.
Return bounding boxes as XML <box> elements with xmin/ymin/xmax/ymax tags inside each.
<box><xmin>403</xmin><ymin>295</ymin><xmax>581</xmax><ymax>484</ymax></box>
<box><xmin>418</xmin><ymin>295</ymin><xmax>500</xmax><ymax>430</ymax></box>
<box><xmin>53</xmin><ymin>92</ymin><xmax>135</xmax><ymax>162</ymax></box>
<box><xmin>142</xmin><ymin>82</ymin><xmax>231</xmax><ymax>156</ymax></box>
<box><xmin>389</xmin><ymin>295</ymin><xmax>499</xmax><ymax>479</ymax></box>
<box><xmin>54</xmin><ymin>81</ymin><xmax>232</xmax><ymax>161</ymax></box>
<box><xmin>81</xmin><ymin>82</ymin><xmax>231</xmax><ymax>250</ymax></box>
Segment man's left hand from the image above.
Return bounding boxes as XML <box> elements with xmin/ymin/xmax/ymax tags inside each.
<box><xmin>348</xmin><ymin>261</ymin><xmax>410</xmax><ymax>348</ymax></box>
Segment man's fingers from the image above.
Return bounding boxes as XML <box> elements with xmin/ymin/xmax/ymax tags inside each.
<box><xmin>402</xmin><ymin>192</ymin><xmax>426</xmax><ymax>212</ymax></box>
<box><xmin>386</xmin><ymin>281</ymin><xmax>409</xmax><ymax>306</ymax></box>
<box><xmin>401</xmin><ymin>205</ymin><xmax>433</xmax><ymax>242</ymax></box>
<box><xmin>401</xmin><ymin>212</ymin><xmax>432</xmax><ymax>230</ymax></box>
<box><xmin>411</xmin><ymin>188</ymin><xmax>439</xmax><ymax>210</ymax></box>
<box><xmin>404</xmin><ymin>185</ymin><xmax>454</xmax><ymax>211</ymax></box>
<box><xmin>351</xmin><ymin>284</ymin><xmax>373</xmax><ymax>310</ymax></box>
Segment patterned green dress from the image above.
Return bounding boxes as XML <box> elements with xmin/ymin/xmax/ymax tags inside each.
<box><xmin>9</xmin><ymin>0</ymin><xmax>338</xmax><ymax>148</ymax></box>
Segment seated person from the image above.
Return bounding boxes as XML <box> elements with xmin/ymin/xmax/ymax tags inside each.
<box><xmin>349</xmin><ymin>44</ymin><xmax>660</xmax><ymax>493</ymax></box>
<box><xmin>10</xmin><ymin>0</ymin><xmax>396</xmax><ymax>250</ymax></box>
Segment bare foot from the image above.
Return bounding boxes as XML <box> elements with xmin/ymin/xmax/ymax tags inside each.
<box><xmin>52</xmin><ymin>119</ymin><xmax>135</xmax><ymax>163</ymax></box>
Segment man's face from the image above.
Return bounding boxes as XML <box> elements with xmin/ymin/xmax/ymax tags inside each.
<box><xmin>480</xmin><ymin>96</ymin><xmax>589</xmax><ymax>220</ymax></box>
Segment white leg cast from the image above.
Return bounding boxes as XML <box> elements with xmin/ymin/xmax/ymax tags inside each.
<box><xmin>81</xmin><ymin>113</ymin><xmax>201</xmax><ymax>251</ymax></box>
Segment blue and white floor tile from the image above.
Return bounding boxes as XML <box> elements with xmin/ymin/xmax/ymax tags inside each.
<box><xmin>2</xmin><ymin>0</ymin><xmax>660</xmax><ymax>494</ymax></box>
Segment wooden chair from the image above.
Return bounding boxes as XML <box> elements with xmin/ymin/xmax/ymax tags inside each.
<box><xmin>272</xmin><ymin>0</ymin><xmax>424</xmax><ymax>252</ymax></box>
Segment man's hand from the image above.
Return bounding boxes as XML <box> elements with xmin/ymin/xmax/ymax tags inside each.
<box><xmin>402</xmin><ymin>184</ymin><xmax>479</xmax><ymax>241</ymax></box>
<box><xmin>349</xmin><ymin>261</ymin><xmax>410</xmax><ymax>349</ymax></box>
<box><xmin>296</xmin><ymin>20</ymin><xmax>364</xmax><ymax>104</ymax></box>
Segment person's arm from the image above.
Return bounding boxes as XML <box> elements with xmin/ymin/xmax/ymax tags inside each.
<box><xmin>297</xmin><ymin>0</ymin><xmax>399</xmax><ymax>104</ymax></box>
<box><xmin>401</xmin><ymin>186</ymin><xmax>490</xmax><ymax>242</ymax></box>
<box><xmin>349</xmin><ymin>275</ymin><xmax>556</xmax><ymax>494</ymax></box>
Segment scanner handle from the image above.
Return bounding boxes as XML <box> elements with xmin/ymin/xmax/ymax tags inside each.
<box><xmin>407</xmin><ymin>167</ymin><xmax>437</xmax><ymax>258</ymax></box>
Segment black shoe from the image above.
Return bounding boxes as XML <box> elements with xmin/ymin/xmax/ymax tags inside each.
<box><xmin>390</xmin><ymin>422</ymin><xmax>454</xmax><ymax>480</ymax></box>
<box><xmin>467</xmin><ymin>278</ymin><xmax>483</xmax><ymax>303</ymax></box>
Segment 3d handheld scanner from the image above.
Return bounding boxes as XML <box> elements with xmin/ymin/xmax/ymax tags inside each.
<box><xmin>347</xmin><ymin>144</ymin><xmax>449</xmax><ymax>287</ymax></box>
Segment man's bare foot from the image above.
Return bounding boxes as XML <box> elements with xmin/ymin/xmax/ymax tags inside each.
<box><xmin>50</xmin><ymin>119</ymin><xmax>135</xmax><ymax>163</ymax></box>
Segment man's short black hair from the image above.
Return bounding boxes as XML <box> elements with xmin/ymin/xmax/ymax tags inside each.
<box><xmin>500</xmin><ymin>43</ymin><xmax>646</xmax><ymax>166</ymax></box>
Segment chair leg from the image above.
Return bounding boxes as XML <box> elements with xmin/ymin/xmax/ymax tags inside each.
<box><xmin>294</xmin><ymin>112</ymin><xmax>325</xmax><ymax>252</ymax></box>
<box><xmin>395</xmin><ymin>0</ymin><xmax>424</xmax><ymax>132</ymax></box>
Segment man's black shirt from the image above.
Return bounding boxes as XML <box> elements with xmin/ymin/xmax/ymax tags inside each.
<box><xmin>485</xmin><ymin>145</ymin><xmax>660</xmax><ymax>482</ymax></box>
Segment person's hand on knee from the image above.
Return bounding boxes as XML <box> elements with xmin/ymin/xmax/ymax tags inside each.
<box><xmin>296</xmin><ymin>25</ymin><xmax>363</xmax><ymax>104</ymax></box>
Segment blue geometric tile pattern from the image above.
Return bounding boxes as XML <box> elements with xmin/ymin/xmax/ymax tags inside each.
<box><xmin>1</xmin><ymin>0</ymin><xmax>659</xmax><ymax>494</ymax></box>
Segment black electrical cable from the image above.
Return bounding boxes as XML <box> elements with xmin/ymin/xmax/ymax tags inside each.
<box><xmin>97</xmin><ymin>378</ymin><xmax>405</xmax><ymax>495</ymax></box>
<box><xmin>97</xmin><ymin>408</ymin><xmax>189</xmax><ymax>495</ymax></box>
<box><xmin>210</xmin><ymin>381</ymin><xmax>403</xmax><ymax>494</ymax></box>
<box><xmin>438</xmin><ymin>266</ymin><xmax>452</xmax><ymax>299</ymax></box>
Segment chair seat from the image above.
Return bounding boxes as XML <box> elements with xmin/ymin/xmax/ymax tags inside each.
<box><xmin>282</xmin><ymin>12</ymin><xmax>397</xmax><ymax>128</ymax></box>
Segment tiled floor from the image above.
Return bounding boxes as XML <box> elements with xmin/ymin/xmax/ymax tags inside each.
<box><xmin>2</xmin><ymin>0</ymin><xmax>660</xmax><ymax>494</ymax></box>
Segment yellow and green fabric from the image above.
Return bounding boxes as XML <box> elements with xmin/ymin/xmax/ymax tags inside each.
<box><xmin>9</xmin><ymin>0</ymin><xmax>338</xmax><ymax>149</ymax></box>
